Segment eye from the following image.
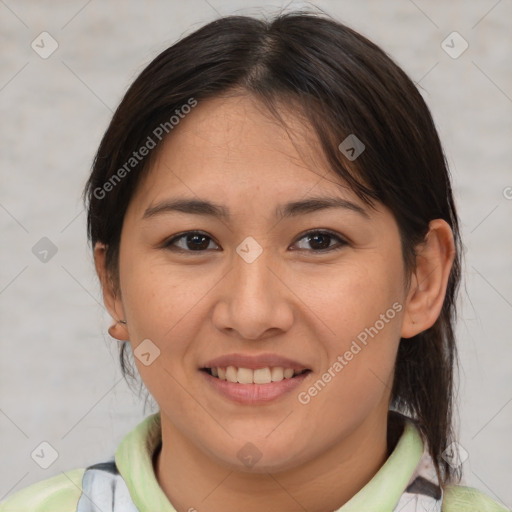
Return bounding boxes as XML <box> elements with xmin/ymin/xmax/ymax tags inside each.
<box><xmin>163</xmin><ymin>231</ymin><xmax>220</xmax><ymax>252</ymax></box>
<box><xmin>291</xmin><ymin>230</ymin><xmax>348</xmax><ymax>253</ymax></box>
<box><xmin>163</xmin><ymin>229</ymin><xmax>348</xmax><ymax>254</ymax></box>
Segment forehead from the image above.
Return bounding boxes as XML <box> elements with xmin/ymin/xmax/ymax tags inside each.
<box><xmin>125</xmin><ymin>94</ymin><xmax>370</xmax><ymax>224</ymax></box>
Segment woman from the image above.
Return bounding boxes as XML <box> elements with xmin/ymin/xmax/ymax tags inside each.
<box><xmin>1</xmin><ymin>11</ymin><xmax>506</xmax><ymax>512</ymax></box>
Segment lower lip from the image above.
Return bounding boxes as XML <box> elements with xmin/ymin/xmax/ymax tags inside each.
<box><xmin>200</xmin><ymin>370</ymin><xmax>310</xmax><ymax>404</ymax></box>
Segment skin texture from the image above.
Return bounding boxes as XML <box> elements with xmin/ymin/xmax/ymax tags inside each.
<box><xmin>95</xmin><ymin>94</ymin><xmax>455</xmax><ymax>512</ymax></box>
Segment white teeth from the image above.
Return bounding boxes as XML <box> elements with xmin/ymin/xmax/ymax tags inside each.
<box><xmin>284</xmin><ymin>368</ymin><xmax>294</xmax><ymax>379</ymax></box>
<box><xmin>253</xmin><ymin>367</ymin><xmax>272</xmax><ymax>384</ymax></box>
<box><xmin>271</xmin><ymin>367</ymin><xmax>284</xmax><ymax>381</ymax></box>
<box><xmin>209</xmin><ymin>366</ymin><xmax>306</xmax><ymax>384</ymax></box>
<box><xmin>237</xmin><ymin>367</ymin><xmax>253</xmax><ymax>384</ymax></box>
<box><xmin>226</xmin><ymin>365</ymin><xmax>238</xmax><ymax>383</ymax></box>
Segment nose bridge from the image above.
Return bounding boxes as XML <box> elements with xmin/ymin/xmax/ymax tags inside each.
<box><xmin>232</xmin><ymin>236</ymin><xmax>275</xmax><ymax>301</ymax></box>
<box><xmin>216</xmin><ymin>236</ymin><xmax>292</xmax><ymax>339</ymax></box>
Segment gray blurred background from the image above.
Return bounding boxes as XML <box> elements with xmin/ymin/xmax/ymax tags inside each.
<box><xmin>0</xmin><ymin>0</ymin><xmax>511</xmax><ymax>506</ymax></box>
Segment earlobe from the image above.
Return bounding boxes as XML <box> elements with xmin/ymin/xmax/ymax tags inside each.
<box><xmin>108</xmin><ymin>320</ymin><xmax>129</xmax><ymax>341</ymax></box>
<box><xmin>401</xmin><ymin>219</ymin><xmax>455</xmax><ymax>339</ymax></box>
<box><xmin>93</xmin><ymin>242</ymin><xmax>129</xmax><ymax>341</ymax></box>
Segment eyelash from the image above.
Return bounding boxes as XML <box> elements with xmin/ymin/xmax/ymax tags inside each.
<box><xmin>162</xmin><ymin>230</ymin><xmax>348</xmax><ymax>254</ymax></box>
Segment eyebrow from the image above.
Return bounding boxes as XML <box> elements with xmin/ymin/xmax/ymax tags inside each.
<box><xmin>142</xmin><ymin>195</ymin><xmax>369</xmax><ymax>221</ymax></box>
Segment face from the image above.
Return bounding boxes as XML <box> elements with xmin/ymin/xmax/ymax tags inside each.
<box><xmin>110</xmin><ymin>94</ymin><xmax>410</xmax><ymax>472</ymax></box>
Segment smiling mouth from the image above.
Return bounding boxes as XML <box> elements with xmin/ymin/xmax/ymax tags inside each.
<box><xmin>201</xmin><ymin>366</ymin><xmax>311</xmax><ymax>384</ymax></box>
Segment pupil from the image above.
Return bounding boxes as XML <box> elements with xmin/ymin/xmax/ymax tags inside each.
<box><xmin>310</xmin><ymin>234</ymin><xmax>329</xmax><ymax>250</ymax></box>
<box><xmin>188</xmin><ymin>234</ymin><xmax>209</xmax><ymax>250</ymax></box>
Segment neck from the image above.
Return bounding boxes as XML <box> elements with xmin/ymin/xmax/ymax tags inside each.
<box><xmin>154</xmin><ymin>408</ymin><xmax>398</xmax><ymax>512</ymax></box>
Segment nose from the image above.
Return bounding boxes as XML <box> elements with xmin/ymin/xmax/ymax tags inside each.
<box><xmin>212</xmin><ymin>243</ymin><xmax>294</xmax><ymax>341</ymax></box>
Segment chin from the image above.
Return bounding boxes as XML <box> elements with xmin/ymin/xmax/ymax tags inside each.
<box><xmin>214</xmin><ymin>435</ymin><xmax>311</xmax><ymax>474</ymax></box>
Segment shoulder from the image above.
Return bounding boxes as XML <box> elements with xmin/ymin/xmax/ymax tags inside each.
<box><xmin>0</xmin><ymin>468</ymin><xmax>85</xmax><ymax>512</ymax></box>
<box><xmin>442</xmin><ymin>484</ymin><xmax>510</xmax><ymax>512</ymax></box>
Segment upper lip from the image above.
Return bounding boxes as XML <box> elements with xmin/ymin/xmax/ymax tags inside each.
<box><xmin>201</xmin><ymin>353</ymin><xmax>310</xmax><ymax>371</ymax></box>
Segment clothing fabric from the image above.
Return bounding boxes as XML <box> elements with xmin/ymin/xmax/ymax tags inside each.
<box><xmin>0</xmin><ymin>412</ymin><xmax>507</xmax><ymax>512</ymax></box>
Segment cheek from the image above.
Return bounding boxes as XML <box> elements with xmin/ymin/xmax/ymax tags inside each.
<box><xmin>312</xmin><ymin>254</ymin><xmax>404</xmax><ymax>399</ymax></box>
<box><xmin>120</xmin><ymin>254</ymin><xmax>211</xmax><ymax>336</ymax></box>
<box><xmin>314</xmin><ymin>256</ymin><xmax>404</xmax><ymax>337</ymax></box>
<box><xmin>119</xmin><ymin>259</ymin><xmax>206</xmax><ymax>413</ymax></box>
<box><xmin>118</xmin><ymin>255</ymin><xmax>226</xmax><ymax>402</ymax></box>
<box><xmin>303</xmin><ymin>306</ymin><xmax>403</xmax><ymax>434</ymax></box>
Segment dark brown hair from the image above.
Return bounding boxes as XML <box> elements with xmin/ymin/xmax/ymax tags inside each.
<box><xmin>84</xmin><ymin>11</ymin><xmax>462</xmax><ymax>485</ymax></box>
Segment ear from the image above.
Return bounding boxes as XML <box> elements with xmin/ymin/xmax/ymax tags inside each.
<box><xmin>401</xmin><ymin>219</ymin><xmax>456</xmax><ymax>339</ymax></box>
<box><xmin>94</xmin><ymin>242</ymin><xmax>129</xmax><ymax>341</ymax></box>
